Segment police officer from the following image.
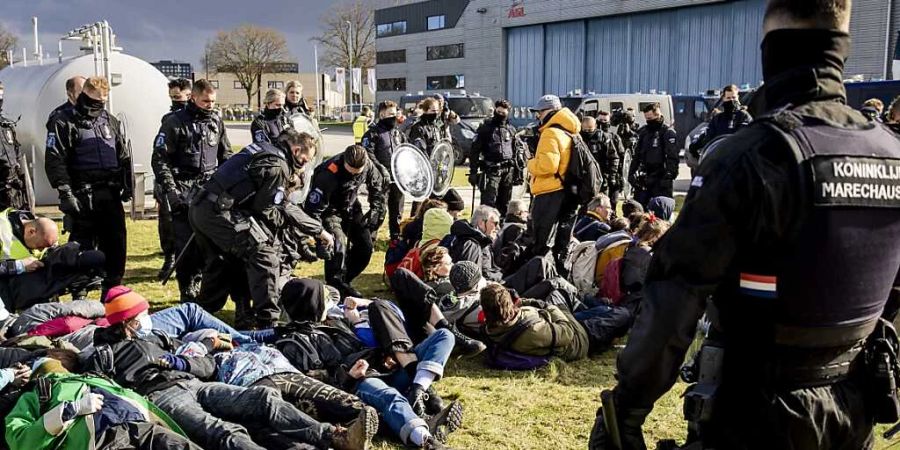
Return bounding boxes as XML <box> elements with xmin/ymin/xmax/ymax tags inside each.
<box><xmin>250</xmin><ymin>88</ymin><xmax>291</xmax><ymax>144</ymax></box>
<box><xmin>468</xmin><ymin>99</ymin><xmax>521</xmax><ymax>216</ymax></box>
<box><xmin>589</xmin><ymin>2</ymin><xmax>900</xmax><ymax>449</ymax></box>
<box><xmin>628</xmin><ymin>103</ymin><xmax>678</xmax><ymax>207</ymax></box>
<box><xmin>689</xmin><ymin>84</ymin><xmax>753</xmax><ymax>159</ymax></box>
<box><xmin>45</xmin><ymin>76</ymin><xmax>133</xmax><ymax>294</ymax></box>
<box><xmin>0</xmin><ymin>83</ymin><xmax>28</xmax><ymax>211</ymax></box>
<box><xmin>408</xmin><ymin>97</ymin><xmax>451</xmax><ymax>215</ymax></box>
<box><xmin>152</xmin><ymin>79</ymin><xmax>231</xmax><ymax>302</ymax></box>
<box><xmin>155</xmin><ymin>77</ymin><xmax>191</xmax><ymax>280</ymax></box>
<box><xmin>284</xmin><ymin>80</ymin><xmax>311</xmax><ymax>116</ymax></box>
<box><xmin>362</xmin><ymin>100</ymin><xmax>407</xmax><ymax>239</ymax></box>
<box><xmin>353</xmin><ymin>106</ymin><xmax>373</xmax><ymax>144</ymax></box>
<box><xmin>47</xmin><ymin>76</ymin><xmax>86</xmax><ymax>124</ymax></box>
<box><xmin>581</xmin><ymin>114</ymin><xmax>623</xmax><ymax>208</ymax></box>
<box><xmin>304</xmin><ymin>145</ymin><xmax>386</xmax><ymax>298</ymax></box>
<box><xmin>190</xmin><ymin>129</ymin><xmax>329</xmax><ymax>329</ymax></box>
<box><xmin>615</xmin><ymin>108</ymin><xmax>639</xmax><ymax>198</ymax></box>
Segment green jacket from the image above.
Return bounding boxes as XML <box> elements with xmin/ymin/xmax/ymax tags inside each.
<box><xmin>5</xmin><ymin>373</ymin><xmax>184</xmax><ymax>450</ymax></box>
<box><xmin>485</xmin><ymin>303</ymin><xmax>589</xmax><ymax>362</ymax></box>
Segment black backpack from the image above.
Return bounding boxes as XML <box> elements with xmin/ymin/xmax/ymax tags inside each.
<box><xmin>551</xmin><ymin>124</ymin><xmax>605</xmax><ymax>206</ymax></box>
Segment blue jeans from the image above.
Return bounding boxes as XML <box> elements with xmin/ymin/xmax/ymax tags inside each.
<box><xmin>150</xmin><ymin>303</ymin><xmax>269</xmax><ymax>344</ymax></box>
<box><xmin>354</xmin><ymin>329</ymin><xmax>454</xmax><ymax>443</ymax></box>
<box><xmin>574</xmin><ymin>304</ymin><xmax>615</xmax><ymax>322</ymax></box>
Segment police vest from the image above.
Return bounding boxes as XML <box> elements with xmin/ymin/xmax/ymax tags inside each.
<box><xmin>640</xmin><ymin>125</ymin><xmax>669</xmax><ymax>167</ymax></box>
<box><xmin>734</xmin><ymin>111</ymin><xmax>900</xmax><ymax>349</ymax></box>
<box><xmin>0</xmin><ymin>209</ymin><xmax>44</xmax><ymax>261</ymax></box>
<box><xmin>255</xmin><ymin>113</ymin><xmax>291</xmax><ymax>144</ymax></box>
<box><xmin>484</xmin><ymin>124</ymin><xmax>514</xmax><ymax>163</ymax></box>
<box><xmin>71</xmin><ymin>112</ymin><xmax>118</xmax><ymax>171</ymax></box>
<box><xmin>170</xmin><ymin>111</ymin><xmax>221</xmax><ymax>175</ymax></box>
<box><xmin>353</xmin><ymin>116</ymin><xmax>369</xmax><ymax>144</ymax></box>
<box><xmin>209</xmin><ymin>142</ymin><xmax>285</xmax><ymax>206</ymax></box>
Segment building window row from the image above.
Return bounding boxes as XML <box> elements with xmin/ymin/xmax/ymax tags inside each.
<box><xmin>427</xmin><ymin>74</ymin><xmax>464</xmax><ymax>90</ymax></box>
<box><xmin>426</xmin><ymin>43</ymin><xmax>464</xmax><ymax>61</ymax></box>
<box><xmin>209</xmin><ymin>80</ymin><xmax>219</xmax><ymax>89</ymax></box>
<box><xmin>377</xmin><ymin>49</ymin><xmax>407</xmax><ymax>64</ymax></box>
<box><xmin>377</xmin><ymin>20</ymin><xmax>407</xmax><ymax>37</ymax></box>
<box><xmin>268</xmin><ymin>81</ymin><xmax>285</xmax><ymax>89</ymax></box>
<box><xmin>377</xmin><ymin>78</ymin><xmax>407</xmax><ymax>91</ymax></box>
<box><xmin>427</xmin><ymin>15</ymin><xmax>445</xmax><ymax>31</ymax></box>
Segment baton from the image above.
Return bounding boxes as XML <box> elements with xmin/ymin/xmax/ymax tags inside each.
<box><xmin>161</xmin><ymin>233</ymin><xmax>194</xmax><ymax>285</ymax></box>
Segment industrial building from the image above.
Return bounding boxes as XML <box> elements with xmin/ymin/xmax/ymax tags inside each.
<box><xmin>374</xmin><ymin>0</ymin><xmax>900</xmax><ymax>107</ymax></box>
<box><xmin>150</xmin><ymin>60</ymin><xmax>193</xmax><ymax>80</ymax></box>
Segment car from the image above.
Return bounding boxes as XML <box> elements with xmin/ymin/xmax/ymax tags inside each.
<box><xmin>339</xmin><ymin>103</ymin><xmax>373</xmax><ymax>122</ymax></box>
<box><xmin>399</xmin><ymin>91</ymin><xmax>495</xmax><ymax>165</ymax></box>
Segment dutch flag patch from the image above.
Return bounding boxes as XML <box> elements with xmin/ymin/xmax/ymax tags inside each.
<box><xmin>739</xmin><ymin>273</ymin><xmax>777</xmax><ymax>299</ymax></box>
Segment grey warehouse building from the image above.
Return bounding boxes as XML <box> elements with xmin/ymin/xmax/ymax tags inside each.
<box><xmin>374</xmin><ymin>0</ymin><xmax>900</xmax><ymax>108</ymax></box>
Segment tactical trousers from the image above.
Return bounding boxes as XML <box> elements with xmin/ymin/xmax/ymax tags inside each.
<box><xmin>0</xmin><ymin>186</ymin><xmax>27</xmax><ymax>212</ymax></box>
<box><xmin>172</xmin><ymin>208</ymin><xmax>203</xmax><ymax>300</ymax></box>
<box><xmin>634</xmin><ymin>177</ymin><xmax>674</xmax><ymax>208</ymax></box>
<box><xmin>155</xmin><ymin>186</ymin><xmax>175</xmax><ymax>257</ymax></box>
<box><xmin>323</xmin><ymin>213</ymin><xmax>373</xmax><ymax>285</ymax></box>
<box><xmin>387</xmin><ymin>183</ymin><xmax>405</xmax><ymax>239</ymax></box>
<box><xmin>480</xmin><ymin>166</ymin><xmax>515</xmax><ymax>216</ymax></box>
<box><xmin>526</xmin><ymin>190</ymin><xmax>577</xmax><ymax>266</ymax></box>
<box><xmin>67</xmin><ymin>186</ymin><xmax>126</xmax><ymax>290</ymax></box>
<box><xmin>254</xmin><ymin>372</ymin><xmax>367</xmax><ymax>425</ymax></box>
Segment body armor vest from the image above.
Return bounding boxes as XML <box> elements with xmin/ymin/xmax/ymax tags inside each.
<box><xmin>71</xmin><ymin>112</ymin><xmax>118</xmax><ymax>171</ymax></box>
<box><xmin>485</xmin><ymin>124</ymin><xmax>514</xmax><ymax>163</ymax></box>
<box><xmin>171</xmin><ymin>110</ymin><xmax>221</xmax><ymax>176</ymax></box>
<box><xmin>209</xmin><ymin>142</ymin><xmax>285</xmax><ymax>207</ymax></box>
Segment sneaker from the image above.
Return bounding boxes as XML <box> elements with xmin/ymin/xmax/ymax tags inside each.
<box><xmin>331</xmin><ymin>408</ymin><xmax>376</xmax><ymax>450</ymax></box>
<box><xmin>422</xmin><ymin>435</ymin><xmax>452</xmax><ymax>450</ymax></box>
<box><xmin>156</xmin><ymin>254</ymin><xmax>175</xmax><ymax>281</ymax></box>
<box><xmin>406</xmin><ymin>383</ymin><xmax>429</xmax><ymax>417</ymax></box>
<box><xmin>424</xmin><ymin>385</ymin><xmax>444</xmax><ymax>416</ymax></box>
<box><xmin>425</xmin><ymin>400</ymin><xmax>463</xmax><ymax>443</ymax></box>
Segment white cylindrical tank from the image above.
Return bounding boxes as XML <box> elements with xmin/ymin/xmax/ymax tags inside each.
<box><xmin>0</xmin><ymin>52</ymin><xmax>169</xmax><ymax>205</ymax></box>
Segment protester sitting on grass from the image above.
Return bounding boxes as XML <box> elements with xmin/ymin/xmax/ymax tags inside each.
<box><xmin>618</xmin><ymin>213</ymin><xmax>670</xmax><ymax>316</ymax></box>
<box><xmin>573</xmin><ymin>194</ymin><xmax>613</xmax><ymax>242</ymax></box>
<box><xmin>448</xmin><ymin>205</ymin><xmax>503</xmax><ymax>281</ymax></box>
<box><xmin>400</xmin><ymin>199</ymin><xmax>447</xmax><ymax>250</ymax></box>
<box><xmin>493</xmin><ymin>199</ymin><xmax>528</xmax><ymax>263</ymax></box>
<box><xmin>647</xmin><ymin>196</ymin><xmax>676</xmax><ymax>221</ymax></box>
<box><xmin>420</xmin><ymin>246</ymin><xmax>454</xmax><ymax>294</ymax></box>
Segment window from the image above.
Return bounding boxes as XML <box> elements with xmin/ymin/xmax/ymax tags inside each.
<box><xmin>582</xmin><ymin>100</ymin><xmax>599</xmax><ymax>117</ymax></box>
<box><xmin>377</xmin><ymin>78</ymin><xmax>407</xmax><ymax>91</ymax></box>
<box><xmin>267</xmin><ymin>81</ymin><xmax>285</xmax><ymax>89</ymax></box>
<box><xmin>693</xmin><ymin>100</ymin><xmax>709</xmax><ymax>120</ymax></box>
<box><xmin>676</xmin><ymin>102</ymin><xmax>687</xmax><ymax>115</ymax></box>
<box><xmin>376</xmin><ymin>50</ymin><xmax>406</xmax><ymax>64</ymax></box>
<box><xmin>376</xmin><ymin>20</ymin><xmax>407</xmax><ymax>37</ymax></box>
<box><xmin>233</xmin><ymin>81</ymin><xmax>245</xmax><ymax>89</ymax></box>
<box><xmin>426</xmin><ymin>44</ymin><xmax>464</xmax><ymax>61</ymax></box>
<box><xmin>427</xmin><ymin>15</ymin><xmax>446</xmax><ymax>30</ymax></box>
<box><xmin>209</xmin><ymin>80</ymin><xmax>219</xmax><ymax>89</ymax></box>
<box><xmin>638</xmin><ymin>102</ymin><xmax>659</xmax><ymax>113</ymax></box>
<box><xmin>426</xmin><ymin>75</ymin><xmax>464</xmax><ymax>90</ymax></box>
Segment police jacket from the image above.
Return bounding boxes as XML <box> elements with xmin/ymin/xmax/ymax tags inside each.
<box><xmin>45</xmin><ymin>106</ymin><xmax>132</xmax><ymax>194</ymax></box>
<box><xmin>448</xmin><ymin>219</ymin><xmax>502</xmax><ymax>282</ymax></box>
<box><xmin>613</xmin><ymin>31</ymin><xmax>900</xmax><ymax>412</ymax></box>
<box><xmin>631</xmin><ymin>120</ymin><xmax>679</xmax><ymax>180</ymax></box>
<box><xmin>206</xmin><ymin>142</ymin><xmax>323</xmax><ymax>237</ymax></box>
<box><xmin>285</xmin><ymin>99</ymin><xmax>310</xmax><ymax>116</ymax></box>
<box><xmin>471</xmin><ymin>118</ymin><xmax>518</xmax><ymax>169</ymax></box>
<box><xmin>152</xmin><ymin>102</ymin><xmax>231</xmax><ymax>194</ymax></box>
<box><xmin>86</xmin><ymin>328</ymin><xmax>216</xmax><ymax>396</ymax></box>
<box><xmin>0</xmin><ymin>113</ymin><xmax>25</xmax><ymax>186</ymax></box>
<box><xmin>408</xmin><ymin>119</ymin><xmax>450</xmax><ymax>156</ymax></box>
<box><xmin>581</xmin><ymin>129</ymin><xmax>622</xmax><ymax>190</ymax></box>
<box><xmin>303</xmin><ymin>154</ymin><xmax>386</xmax><ymax>222</ymax></box>
<box><xmin>45</xmin><ymin>102</ymin><xmax>74</xmax><ymax>132</ymax></box>
<box><xmin>616</xmin><ymin>120</ymin><xmax>639</xmax><ymax>149</ymax></box>
<box><xmin>362</xmin><ymin>120</ymin><xmax>407</xmax><ymax>178</ymax></box>
<box><xmin>250</xmin><ymin>109</ymin><xmax>291</xmax><ymax>144</ymax></box>
<box><xmin>691</xmin><ymin>108</ymin><xmax>753</xmax><ymax>156</ymax></box>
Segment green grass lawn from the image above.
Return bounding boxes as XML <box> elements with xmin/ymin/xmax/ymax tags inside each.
<box><xmin>104</xmin><ymin>219</ymin><xmax>897</xmax><ymax>449</ymax></box>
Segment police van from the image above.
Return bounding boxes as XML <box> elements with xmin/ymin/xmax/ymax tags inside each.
<box><xmin>399</xmin><ymin>91</ymin><xmax>495</xmax><ymax>164</ymax></box>
<box><xmin>509</xmin><ymin>91</ymin><xmax>675</xmax><ymax>129</ymax></box>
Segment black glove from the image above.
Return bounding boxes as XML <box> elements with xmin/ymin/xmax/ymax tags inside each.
<box><xmin>366</xmin><ymin>209</ymin><xmax>384</xmax><ymax>233</ymax></box>
<box><xmin>58</xmin><ymin>189</ymin><xmax>81</xmax><ymax>215</ymax></box>
<box><xmin>166</xmin><ymin>189</ymin><xmax>185</xmax><ymax>211</ymax></box>
<box><xmin>120</xmin><ymin>190</ymin><xmax>133</xmax><ymax>203</ymax></box>
<box><xmin>468</xmin><ymin>170</ymin><xmax>480</xmax><ymax>187</ymax></box>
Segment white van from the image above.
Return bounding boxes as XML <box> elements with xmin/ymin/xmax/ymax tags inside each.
<box><xmin>560</xmin><ymin>93</ymin><xmax>675</xmax><ymax>127</ymax></box>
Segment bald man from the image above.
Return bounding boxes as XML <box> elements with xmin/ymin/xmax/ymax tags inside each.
<box><xmin>0</xmin><ymin>208</ymin><xmax>104</xmax><ymax>311</ymax></box>
<box><xmin>48</xmin><ymin>76</ymin><xmax>86</xmax><ymax>123</ymax></box>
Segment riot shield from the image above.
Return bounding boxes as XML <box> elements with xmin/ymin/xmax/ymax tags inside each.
<box><xmin>288</xmin><ymin>113</ymin><xmax>325</xmax><ymax>204</ymax></box>
<box><xmin>430</xmin><ymin>140</ymin><xmax>456</xmax><ymax>197</ymax></box>
<box><xmin>391</xmin><ymin>143</ymin><xmax>434</xmax><ymax>201</ymax></box>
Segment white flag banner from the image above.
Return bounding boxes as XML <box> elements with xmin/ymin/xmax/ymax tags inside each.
<box><xmin>335</xmin><ymin>68</ymin><xmax>346</xmax><ymax>94</ymax></box>
<box><xmin>351</xmin><ymin>68</ymin><xmax>362</xmax><ymax>95</ymax></box>
<box><xmin>367</xmin><ymin>68</ymin><xmax>376</xmax><ymax>95</ymax></box>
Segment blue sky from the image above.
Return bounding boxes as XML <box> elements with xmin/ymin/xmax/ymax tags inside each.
<box><xmin>1</xmin><ymin>0</ymin><xmax>346</xmax><ymax>73</ymax></box>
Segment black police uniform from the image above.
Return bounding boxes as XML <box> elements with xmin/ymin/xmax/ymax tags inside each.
<box><xmin>303</xmin><ymin>154</ymin><xmax>386</xmax><ymax>295</ymax></box>
<box><xmin>0</xmin><ymin>107</ymin><xmax>28</xmax><ymax>210</ymax></box>
<box><xmin>153</xmin><ymin>101</ymin><xmax>188</xmax><ymax>278</ymax></box>
<box><xmin>689</xmin><ymin>105</ymin><xmax>753</xmax><ymax>158</ymax></box>
<box><xmin>581</xmin><ymin>127</ymin><xmax>623</xmax><ymax>205</ymax></box>
<box><xmin>250</xmin><ymin>108</ymin><xmax>292</xmax><ymax>145</ymax></box>
<box><xmin>407</xmin><ymin>116</ymin><xmax>450</xmax><ymax>216</ymax></box>
<box><xmin>629</xmin><ymin>119</ymin><xmax>678</xmax><ymax>207</ymax></box>
<box><xmin>470</xmin><ymin>115</ymin><xmax>521</xmax><ymax>216</ymax></box>
<box><xmin>617</xmin><ymin>118</ymin><xmax>639</xmax><ymax>197</ymax></box>
<box><xmin>45</xmin><ymin>94</ymin><xmax>133</xmax><ymax>291</ymax></box>
<box><xmin>362</xmin><ymin>118</ymin><xmax>407</xmax><ymax>238</ymax></box>
<box><xmin>190</xmin><ymin>141</ymin><xmax>323</xmax><ymax>328</ymax></box>
<box><xmin>152</xmin><ymin>102</ymin><xmax>231</xmax><ymax>301</ymax></box>
<box><xmin>590</xmin><ymin>29</ymin><xmax>900</xmax><ymax>450</ymax></box>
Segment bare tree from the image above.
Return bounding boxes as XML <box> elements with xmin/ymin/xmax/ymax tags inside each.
<box><xmin>313</xmin><ymin>1</ymin><xmax>375</xmax><ymax>103</ymax></box>
<box><xmin>205</xmin><ymin>25</ymin><xmax>290</xmax><ymax>107</ymax></box>
<box><xmin>0</xmin><ymin>25</ymin><xmax>17</xmax><ymax>69</ymax></box>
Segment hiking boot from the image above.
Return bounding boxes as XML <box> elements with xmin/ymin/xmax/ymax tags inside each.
<box><xmin>406</xmin><ymin>383</ymin><xmax>429</xmax><ymax>417</ymax></box>
<box><xmin>422</xmin><ymin>435</ymin><xmax>452</xmax><ymax>450</ymax></box>
<box><xmin>448</xmin><ymin>327</ymin><xmax>486</xmax><ymax>359</ymax></box>
<box><xmin>157</xmin><ymin>254</ymin><xmax>175</xmax><ymax>281</ymax></box>
<box><xmin>331</xmin><ymin>407</ymin><xmax>376</xmax><ymax>450</ymax></box>
<box><xmin>424</xmin><ymin>385</ymin><xmax>444</xmax><ymax>415</ymax></box>
<box><xmin>333</xmin><ymin>280</ymin><xmax>363</xmax><ymax>299</ymax></box>
<box><xmin>425</xmin><ymin>400</ymin><xmax>463</xmax><ymax>443</ymax></box>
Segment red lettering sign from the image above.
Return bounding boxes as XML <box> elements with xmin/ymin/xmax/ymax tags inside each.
<box><xmin>508</xmin><ymin>5</ymin><xmax>525</xmax><ymax>18</ymax></box>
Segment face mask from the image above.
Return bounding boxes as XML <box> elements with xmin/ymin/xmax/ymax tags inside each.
<box><xmin>380</xmin><ymin>117</ymin><xmax>397</xmax><ymax>129</ymax></box>
<box><xmin>171</xmin><ymin>100</ymin><xmax>188</xmax><ymax>111</ymax></box>
<box><xmin>493</xmin><ymin>113</ymin><xmax>508</xmax><ymax>124</ymax></box>
<box><xmin>599</xmin><ymin>122</ymin><xmax>611</xmax><ymax>132</ymax></box>
<box><xmin>722</xmin><ymin>100</ymin><xmax>737</xmax><ymax>113</ymax></box>
<box><xmin>189</xmin><ymin>101</ymin><xmax>213</xmax><ymax>118</ymax></box>
<box><xmin>263</xmin><ymin>108</ymin><xmax>283</xmax><ymax>120</ymax></box>
<box><xmin>421</xmin><ymin>113</ymin><xmax>438</xmax><ymax>123</ymax></box>
<box><xmin>76</xmin><ymin>92</ymin><xmax>106</xmax><ymax>118</ymax></box>
<box><xmin>134</xmin><ymin>314</ymin><xmax>153</xmax><ymax>338</ymax></box>
<box><xmin>580</xmin><ymin>130</ymin><xmax>598</xmax><ymax>140</ymax></box>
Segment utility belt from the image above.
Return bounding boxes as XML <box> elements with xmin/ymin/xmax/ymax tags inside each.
<box><xmin>196</xmin><ymin>188</ymin><xmax>272</xmax><ymax>258</ymax></box>
<box><xmin>172</xmin><ymin>168</ymin><xmax>215</xmax><ymax>182</ymax></box>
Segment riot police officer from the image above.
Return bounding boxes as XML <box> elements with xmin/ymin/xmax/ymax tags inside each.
<box><xmin>362</xmin><ymin>100</ymin><xmax>407</xmax><ymax>239</ymax></box>
<box><xmin>628</xmin><ymin>103</ymin><xmax>678</xmax><ymax>207</ymax></box>
<box><xmin>468</xmin><ymin>99</ymin><xmax>521</xmax><ymax>216</ymax></box>
<box><xmin>250</xmin><ymin>88</ymin><xmax>291</xmax><ymax>144</ymax></box>
<box><xmin>284</xmin><ymin>80</ymin><xmax>311</xmax><ymax>116</ymax></box>
<box><xmin>47</xmin><ymin>76</ymin><xmax>85</xmax><ymax>124</ymax></box>
<box><xmin>0</xmin><ymin>82</ymin><xmax>29</xmax><ymax>211</ymax></box>
<box><xmin>590</xmin><ymin>2</ymin><xmax>900</xmax><ymax>449</ymax></box>
<box><xmin>689</xmin><ymin>84</ymin><xmax>753</xmax><ymax>159</ymax></box>
<box><xmin>580</xmin><ymin>114</ymin><xmax>623</xmax><ymax>207</ymax></box>
<box><xmin>190</xmin><ymin>129</ymin><xmax>330</xmax><ymax>329</ymax></box>
<box><xmin>45</xmin><ymin>76</ymin><xmax>133</xmax><ymax>293</ymax></box>
<box><xmin>304</xmin><ymin>145</ymin><xmax>386</xmax><ymax>298</ymax></box>
<box><xmin>152</xmin><ymin>79</ymin><xmax>231</xmax><ymax>302</ymax></box>
<box><xmin>408</xmin><ymin>97</ymin><xmax>451</xmax><ymax>215</ymax></box>
<box><xmin>615</xmin><ymin>108</ymin><xmax>639</xmax><ymax>198</ymax></box>
<box><xmin>155</xmin><ymin>77</ymin><xmax>191</xmax><ymax>280</ymax></box>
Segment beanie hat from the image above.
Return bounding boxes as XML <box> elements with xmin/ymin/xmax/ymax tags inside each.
<box><xmin>32</xmin><ymin>358</ymin><xmax>69</xmax><ymax>378</ymax></box>
<box><xmin>280</xmin><ymin>278</ymin><xmax>327</xmax><ymax>323</ymax></box>
<box><xmin>104</xmin><ymin>286</ymin><xmax>149</xmax><ymax>325</ymax></box>
<box><xmin>422</xmin><ymin>208</ymin><xmax>453</xmax><ymax>242</ymax></box>
<box><xmin>450</xmin><ymin>261</ymin><xmax>482</xmax><ymax>294</ymax></box>
<box><xmin>442</xmin><ymin>189</ymin><xmax>465</xmax><ymax>212</ymax></box>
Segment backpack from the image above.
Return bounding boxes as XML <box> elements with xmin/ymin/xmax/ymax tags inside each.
<box><xmin>275</xmin><ymin>322</ymin><xmax>346</xmax><ymax>373</ymax></box>
<box><xmin>397</xmin><ymin>239</ymin><xmax>440</xmax><ymax>279</ymax></box>
<box><xmin>595</xmin><ymin>240</ymin><xmax>631</xmax><ymax>293</ymax></box>
<box><xmin>551</xmin><ymin>124</ymin><xmax>605</xmax><ymax>206</ymax></box>
<box><xmin>484</xmin><ymin>317</ymin><xmax>553</xmax><ymax>371</ymax></box>
<box><xmin>566</xmin><ymin>238</ymin><xmax>631</xmax><ymax>297</ymax></box>
<box><xmin>384</xmin><ymin>238</ymin><xmax>411</xmax><ymax>280</ymax></box>
<box><xmin>600</xmin><ymin>257</ymin><xmax>625</xmax><ymax>305</ymax></box>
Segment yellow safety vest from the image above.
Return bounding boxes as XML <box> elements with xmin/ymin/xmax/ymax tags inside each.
<box><xmin>0</xmin><ymin>208</ymin><xmax>44</xmax><ymax>261</ymax></box>
<box><xmin>353</xmin><ymin>117</ymin><xmax>369</xmax><ymax>144</ymax></box>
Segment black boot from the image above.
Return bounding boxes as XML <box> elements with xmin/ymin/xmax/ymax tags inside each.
<box><xmin>424</xmin><ymin>385</ymin><xmax>445</xmax><ymax>415</ymax></box>
<box><xmin>332</xmin><ymin>279</ymin><xmax>363</xmax><ymax>299</ymax></box>
<box><xmin>406</xmin><ymin>383</ymin><xmax>429</xmax><ymax>417</ymax></box>
<box><xmin>425</xmin><ymin>400</ymin><xmax>463</xmax><ymax>444</ymax></box>
<box><xmin>438</xmin><ymin>322</ymin><xmax>486</xmax><ymax>359</ymax></box>
<box><xmin>157</xmin><ymin>254</ymin><xmax>175</xmax><ymax>281</ymax></box>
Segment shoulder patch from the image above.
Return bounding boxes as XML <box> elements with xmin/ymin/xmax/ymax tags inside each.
<box><xmin>668</xmin><ymin>137</ymin><xmax>677</xmax><ymax>144</ymax></box>
<box><xmin>273</xmin><ymin>187</ymin><xmax>285</xmax><ymax>205</ymax></box>
<box><xmin>691</xmin><ymin>176</ymin><xmax>704</xmax><ymax>189</ymax></box>
<box><xmin>307</xmin><ymin>188</ymin><xmax>323</xmax><ymax>205</ymax></box>
<box><xmin>254</xmin><ymin>130</ymin><xmax>268</xmax><ymax>143</ymax></box>
<box><xmin>328</xmin><ymin>162</ymin><xmax>339</xmax><ymax>174</ymax></box>
<box><xmin>154</xmin><ymin>132</ymin><xmax>166</xmax><ymax>148</ymax></box>
<box><xmin>361</xmin><ymin>137</ymin><xmax>370</xmax><ymax>147</ymax></box>
<box><xmin>46</xmin><ymin>133</ymin><xmax>56</xmax><ymax>149</ymax></box>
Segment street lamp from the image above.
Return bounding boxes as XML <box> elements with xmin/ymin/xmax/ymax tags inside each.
<box><xmin>346</xmin><ymin>20</ymin><xmax>354</xmax><ymax>122</ymax></box>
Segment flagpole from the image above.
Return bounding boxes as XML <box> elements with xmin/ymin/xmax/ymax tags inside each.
<box><xmin>314</xmin><ymin>44</ymin><xmax>321</xmax><ymax>122</ymax></box>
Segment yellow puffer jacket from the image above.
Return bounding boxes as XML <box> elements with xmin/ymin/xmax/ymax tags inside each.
<box><xmin>527</xmin><ymin>107</ymin><xmax>580</xmax><ymax>196</ymax></box>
